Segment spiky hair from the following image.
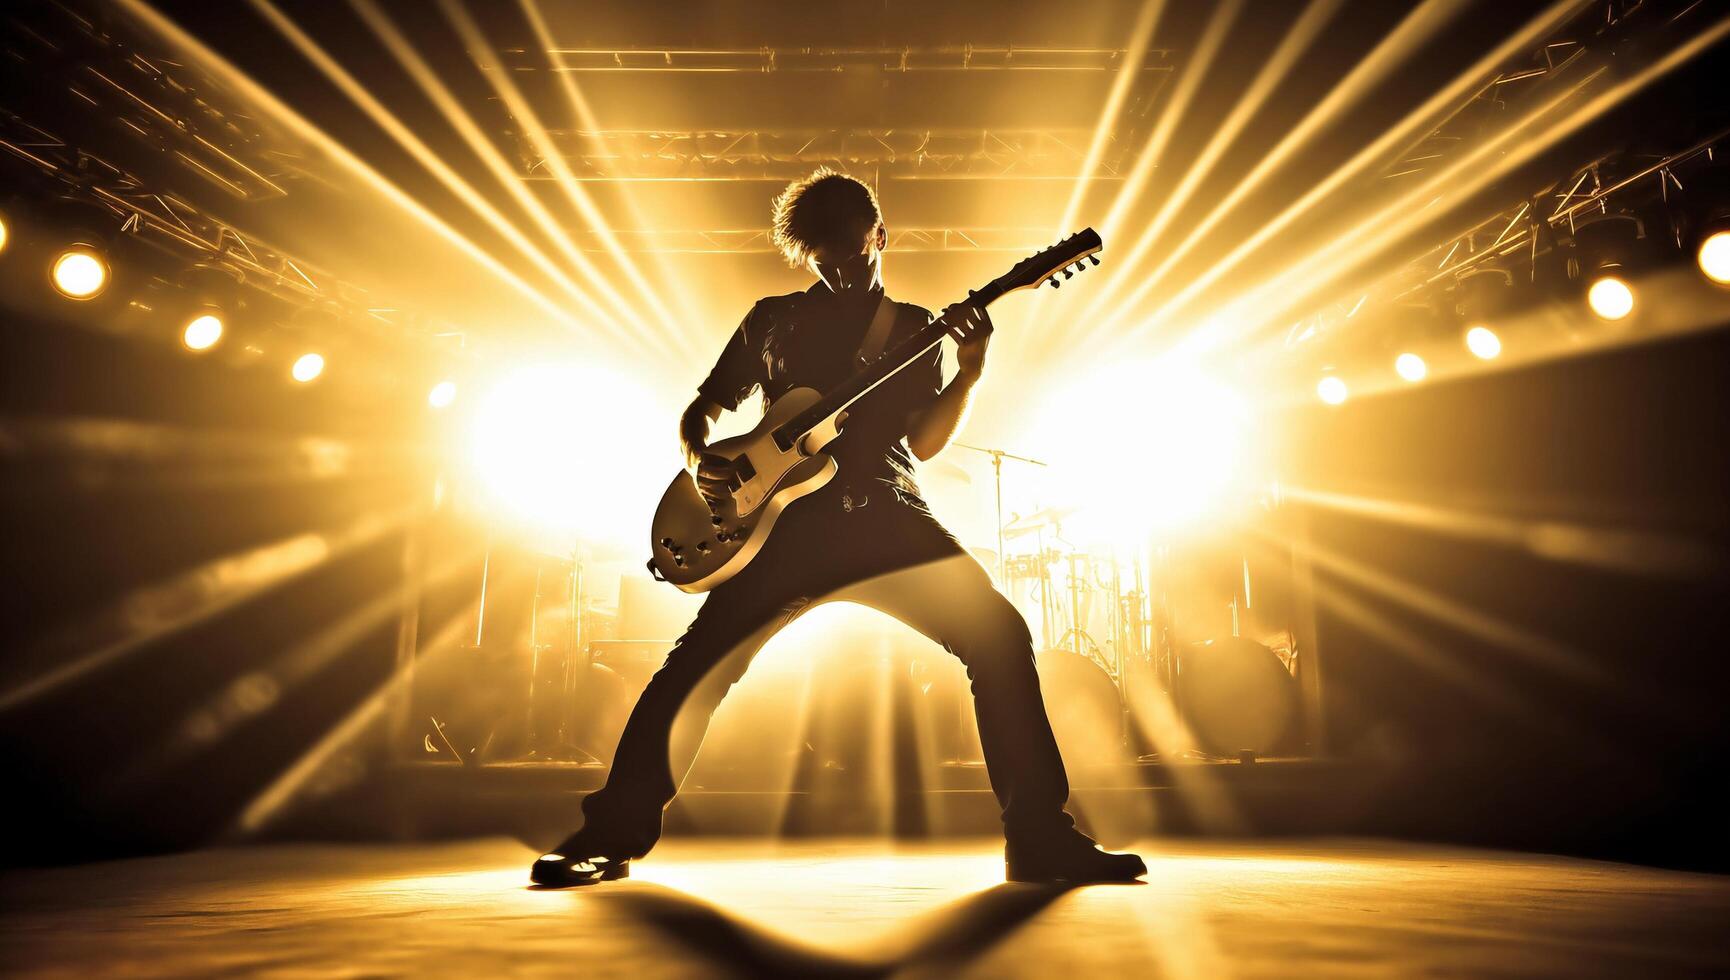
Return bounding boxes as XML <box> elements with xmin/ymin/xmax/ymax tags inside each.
<box><xmin>770</xmin><ymin>167</ymin><xmax>883</xmax><ymax>269</ymax></box>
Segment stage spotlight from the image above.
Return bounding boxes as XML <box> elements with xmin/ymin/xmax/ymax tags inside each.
<box><xmin>182</xmin><ymin>313</ymin><xmax>223</xmax><ymax>351</ymax></box>
<box><xmin>1464</xmin><ymin>325</ymin><xmax>1502</xmax><ymax>360</ymax></box>
<box><xmin>427</xmin><ymin>380</ymin><xmax>457</xmax><ymax>409</ymax></box>
<box><xmin>468</xmin><ymin>361</ymin><xmax>670</xmax><ymax>544</ymax></box>
<box><xmin>1697</xmin><ymin>231</ymin><xmax>1730</xmax><ymax>284</ymax></box>
<box><xmin>291</xmin><ymin>352</ymin><xmax>325</xmax><ymax>383</ymax></box>
<box><xmin>0</xmin><ymin>212</ymin><xmax>8</xmax><ymax>254</ymax></box>
<box><xmin>1316</xmin><ymin>376</ymin><xmax>1348</xmax><ymax>405</ymax></box>
<box><xmin>1586</xmin><ymin>275</ymin><xmax>1635</xmax><ymax>321</ymax></box>
<box><xmin>1025</xmin><ymin>359</ymin><xmax>1252</xmax><ymax>538</ymax></box>
<box><xmin>50</xmin><ymin>247</ymin><xmax>108</xmax><ymax>299</ymax></box>
<box><xmin>1394</xmin><ymin>353</ymin><xmax>1427</xmax><ymax>382</ymax></box>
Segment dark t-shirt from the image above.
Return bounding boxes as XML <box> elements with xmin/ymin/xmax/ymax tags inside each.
<box><xmin>697</xmin><ymin>282</ymin><xmax>943</xmax><ymax>499</ymax></box>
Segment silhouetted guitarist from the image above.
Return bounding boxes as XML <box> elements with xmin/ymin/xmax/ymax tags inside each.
<box><xmin>532</xmin><ymin>169</ymin><xmax>1145</xmax><ymax>886</ymax></box>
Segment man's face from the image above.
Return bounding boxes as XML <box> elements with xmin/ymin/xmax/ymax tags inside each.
<box><xmin>810</xmin><ymin>229</ymin><xmax>882</xmax><ymax>293</ymax></box>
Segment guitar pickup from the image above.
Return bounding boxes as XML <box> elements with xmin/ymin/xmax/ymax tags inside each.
<box><xmin>728</xmin><ymin>456</ymin><xmax>757</xmax><ymax>489</ymax></box>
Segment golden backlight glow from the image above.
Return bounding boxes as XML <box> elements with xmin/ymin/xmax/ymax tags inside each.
<box><xmin>1025</xmin><ymin>359</ymin><xmax>1253</xmax><ymax>538</ymax></box>
<box><xmin>1586</xmin><ymin>276</ymin><xmax>1635</xmax><ymax>321</ymax></box>
<box><xmin>183</xmin><ymin>314</ymin><xmax>223</xmax><ymax>351</ymax></box>
<box><xmin>51</xmin><ymin>248</ymin><xmax>108</xmax><ymax>299</ymax></box>
<box><xmin>467</xmin><ymin>361</ymin><xmax>672</xmax><ymax>545</ymax></box>
<box><xmin>0</xmin><ymin>213</ymin><xmax>8</xmax><ymax>254</ymax></box>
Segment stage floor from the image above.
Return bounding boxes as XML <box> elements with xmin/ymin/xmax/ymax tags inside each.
<box><xmin>3</xmin><ymin>838</ymin><xmax>1726</xmax><ymax>977</ymax></box>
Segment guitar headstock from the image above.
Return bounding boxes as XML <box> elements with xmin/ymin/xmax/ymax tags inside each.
<box><xmin>989</xmin><ymin>228</ymin><xmax>1104</xmax><ymax>297</ymax></box>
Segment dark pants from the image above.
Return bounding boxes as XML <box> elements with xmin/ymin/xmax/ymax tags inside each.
<box><xmin>578</xmin><ymin>483</ymin><xmax>1075</xmax><ymax>856</ymax></box>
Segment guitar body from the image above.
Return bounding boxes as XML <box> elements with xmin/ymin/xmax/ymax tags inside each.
<box><xmin>649</xmin><ymin>387</ymin><xmax>838</xmax><ymax>593</ymax></box>
<box><xmin>647</xmin><ymin>227</ymin><xmax>1104</xmax><ymax>594</ymax></box>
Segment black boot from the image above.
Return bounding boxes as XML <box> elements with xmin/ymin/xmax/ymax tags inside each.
<box><xmin>530</xmin><ymin>832</ymin><xmax>633</xmax><ymax>888</ymax></box>
<box><xmin>1005</xmin><ymin>829</ymin><xmax>1147</xmax><ymax>884</ymax></box>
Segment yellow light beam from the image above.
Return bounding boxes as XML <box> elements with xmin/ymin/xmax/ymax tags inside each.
<box><xmin>1063</xmin><ymin>0</ymin><xmax>1346</xmax><ymax>348</ymax></box>
<box><xmin>116</xmin><ymin>551</ymin><xmax>476</xmax><ymax>791</ymax></box>
<box><xmin>1282</xmin><ymin>484</ymin><xmax>1724</xmax><ymax>584</ymax></box>
<box><xmin>0</xmin><ymin>508</ymin><xmax>408</xmax><ymax>714</ymax></box>
<box><xmin>1021</xmin><ymin>0</ymin><xmax>1167</xmax><ymax>333</ymax></box>
<box><xmin>438</xmin><ymin>0</ymin><xmax>690</xmax><ymax>347</ymax></box>
<box><xmin>1101</xmin><ymin>0</ymin><xmax>1585</xmax><ymax>343</ymax></box>
<box><xmin>1168</xmin><ymin>13</ymin><xmax>1730</xmax><ymax>358</ymax></box>
<box><xmin>229</xmin><ymin>596</ymin><xmax>480</xmax><ymax>838</ymax></box>
<box><xmin>1099</xmin><ymin>0</ymin><xmax>1244</xmax><ymax>243</ymax></box>
<box><xmin>518</xmin><ymin>0</ymin><xmax>709</xmax><ymax>333</ymax></box>
<box><xmin>109</xmin><ymin>0</ymin><xmax>589</xmax><ymax>336</ymax></box>
<box><xmin>244</xmin><ymin>0</ymin><xmax>646</xmax><ymax>351</ymax></box>
<box><xmin>348</xmin><ymin>0</ymin><xmax>675</xmax><ymax>357</ymax></box>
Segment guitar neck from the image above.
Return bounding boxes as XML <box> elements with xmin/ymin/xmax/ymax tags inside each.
<box><xmin>773</xmin><ymin>281</ymin><xmax>1009</xmax><ymax>452</ymax></box>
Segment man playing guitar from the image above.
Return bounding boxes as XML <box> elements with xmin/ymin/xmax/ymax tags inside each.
<box><xmin>532</xmin><ymin>169</ymin><xmax>1145</xmax><ymax>887</ymax></box>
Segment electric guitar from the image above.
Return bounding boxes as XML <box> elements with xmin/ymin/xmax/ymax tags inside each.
<box><xmin>648</xmin><ymin>228</ymin><xmax>1104</xmax><ymax>593</ymax></box>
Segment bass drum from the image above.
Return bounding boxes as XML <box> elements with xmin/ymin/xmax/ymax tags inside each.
<box><xmin>1035</xmin><ymin>649</ymin><xmax>1129</xmax><ymax>766</ymax></box>
<box><xmin>1175</xmin><ymin>637</ymin><xmax>1297</xmax><ymax>757</ymax></box>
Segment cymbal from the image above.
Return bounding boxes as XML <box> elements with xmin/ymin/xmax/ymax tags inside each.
<box><xmin>1003</xmin><ymin>505</ymin><xmax>1080</xmax><ymax>538</ymax></box>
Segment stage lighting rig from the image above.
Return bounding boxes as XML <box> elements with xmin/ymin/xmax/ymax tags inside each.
<box><xmin>1394</xmin><ymin>352</ymin><xmax>1428</xmax><ymax>382</ymax></box>
<box><xmin>38</xmin><ymin>196</ymin><xmax>125</xmax><ymax>302</ymax></box>
<box><xmin>1464</xmin><ymin>326</ymin><xmax>1503</xmax><ymax>360</ymax></box>
<box><xmin>1316</xmin><ymin>376</ymin><xmax>1348</xmax><ymax>405</ymax></box>
<box><xmin>1700</xmin><ymin>231</ymin><xmax>1730</xmax><ymax>285</ymax></box>
<box><xmin>427</xmin><ymin>380</ymin><xmax>457</xmax><ymax>409</ymax></box>
<box><xmin>173</xmin><ymin>263</ymin><xmax>246</xmax><ymax>353</ymax></box>
<box><xmin>291</xmin><ymin>353</ymin><xmax>326</xmax><ymax>384</ymax></box>
<box><xmin>1571</xmin><ymin>213</ymin><xmax>1648</xmax><ymax>322</ymax></box>
<box><xmin>1454</xmin><ymin>269</ymin><xmax>1515</xmax><ymax>359</ymax></box>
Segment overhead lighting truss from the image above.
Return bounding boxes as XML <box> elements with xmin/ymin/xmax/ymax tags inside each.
<box><xmin>497</xmin><ymin>44</ymin><xmax>1174</xmax><ymax>75</ymax></box>
<box><xmin>516</xmin><ymin>127</ymin><xmax>1124</xmax><ymax>182</ymax></box>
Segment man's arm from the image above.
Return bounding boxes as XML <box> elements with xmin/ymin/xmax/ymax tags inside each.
<box><xmin>907</xmin><ymin>302</ymin><xmax>992</xmax><ymax>461</ymax></box>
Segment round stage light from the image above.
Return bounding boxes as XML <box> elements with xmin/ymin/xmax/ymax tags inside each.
<box><xmin>1464</xmin><ymin>325</ymin><xmax>1501</xmax><ymax>360</ymax></box>
<box><xmin>182</xmin><ymin>313</ymin><xmax>223</xmax><ymax>351</ymax></box>
<box><xmin>1394</xmin><ymin>352</ymin><xmax>1427</xmax><ymax>383</ymax></box>
<box><xmin>1587</xmin><ymin>276</ymin><xmax>1634</xmax><ymax>321</ymax></box>
<box><xmin>51</xmin><ymin>247</ymin><xmax>108</xmax><ymax>299</ymax></box>
<box><xmin>291</xmin><ymin>352</ymin><xmax>325</xmax><ymax>383</ymax></box>
<box><xmin>427</xmin><ymin>379</ymin><xmax>457</xmax><ymax>409</ymax></box>
<box><xmin>1316</xmin><ymin>376</ymin><xmax>1348</xmax><ymax>405</ymax></box>
<box><xmin>1697</xmin><ymin>231</ymin><xmax>1730</xmax><ymax>285</ymax></box>
<box><xmin>0</xmin><ymin>213</ymin><xmax>9</xmax><ymax>255</ymax></box>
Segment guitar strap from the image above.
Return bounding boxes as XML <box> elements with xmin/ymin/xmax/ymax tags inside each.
<box><xmin>856</xmin><ymin>292</ymin><xmax>898</xmax><ymax>365</ymax></box>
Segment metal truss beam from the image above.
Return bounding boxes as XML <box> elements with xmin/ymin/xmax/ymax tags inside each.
<box><xmin>559</xmin><ymin>226</ymin><xmax>1071</xmax><ymax>254</ymax></box>
<box><xmin>498</xmin><ymin>44</ymin><xmax>1174</xmax><ymax>75</ymax></box>
<box><xmin>516</xmin><ymin>127</ymin><xmax>1125</xmax><ymax>182</ymax></box>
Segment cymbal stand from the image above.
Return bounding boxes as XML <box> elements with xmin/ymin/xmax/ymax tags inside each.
<box><xmin>954</xmin><ymin>443</ymin><xmax>1047</xmax><ymax>589</ymax></box>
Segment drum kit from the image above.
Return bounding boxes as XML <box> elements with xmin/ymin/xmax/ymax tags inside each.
<box><xmin>416</xmin><ymin>442</ymin><xmax>1302</xmax><ymax>768</ymax></box>
<box><xmin>944</xmin><ymin>442</ymin><xmax>1302</xmax><ymax>764</ymax></box>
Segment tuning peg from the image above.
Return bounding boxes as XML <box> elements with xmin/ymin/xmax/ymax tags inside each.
<box><xmin>1089</xmin><ymin>255</ymin><xmax>1100</xmax><ymax>266</ymax></box>
<box><xmin>1048</xmin><ymin>277</ymin><xmax>1060</xmax><ymax>288</ymax></box>
<box><xmin>1062</xmin><ymin>267</ymin><xmax>1074</xmax><ymax>279</ymax></box>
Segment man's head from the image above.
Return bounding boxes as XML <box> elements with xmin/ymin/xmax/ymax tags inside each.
<box><xmin>771</xmin><ymin>167</ymin><xmax>886</xmax><ymax>293</ymax></box>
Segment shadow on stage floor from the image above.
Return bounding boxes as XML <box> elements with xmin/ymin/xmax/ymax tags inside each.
<box><xmin>3</xmin><ymin>837</ymin><xmax>1728</xmax><ymax>977</ymax></box>
<box><xmin>598</xmin><ymin>878</ymin><xmax>1083</xmax><ymax>978</ymax></box>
